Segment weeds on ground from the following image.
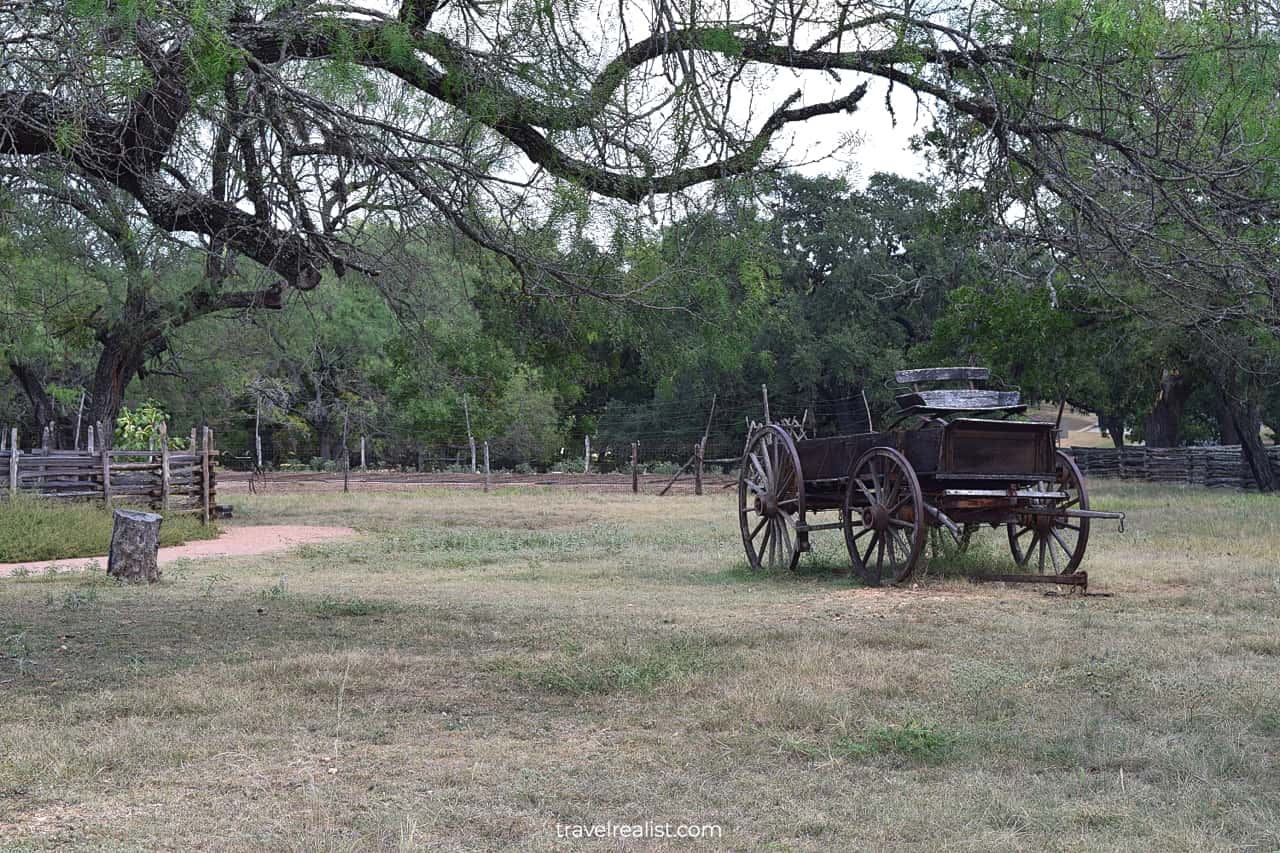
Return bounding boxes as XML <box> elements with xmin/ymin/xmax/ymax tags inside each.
<box><xmin>0</xmin><ymin>496</ymin><xmax>217</xmax><ymax>562</ymax></box>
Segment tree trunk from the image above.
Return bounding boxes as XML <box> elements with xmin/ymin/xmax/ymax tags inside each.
<box><xmin>1098</xmin><ymin>412</ymin><xmax>1126</xmax><ymax>448</ymax></box>
<box><xmin>87</xmin><ymin>336</ymin><xmax>148</xmax><ymax>450</ymax></box>
<box><xmin>7</xmin><ymin>359</ymin><xmax>56</xmax><ymax>445</ymax></box>
<box><xmin>1225</xmin><ymin>396</ymin><xmax>1275</xmax><ymax>493</ymax></box>
<box><xmin>1144</xmin><ymin>369</ymin><xmax>1192</xmax><ymax>447</ymax></box>
<box><xmin>107</xmin><ymin>509</ymin><xmax>163</xmax><ymax>582</ymax></box>
<box><xmin>1214</xmin><ymin>395</ymin><xmax>1241</xmax><ymax>445</ymax></box>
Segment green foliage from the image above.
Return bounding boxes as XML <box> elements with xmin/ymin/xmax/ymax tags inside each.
<box><xmin>114</xmin><ymin>401</ymin><xmax>169</xmax><ymax>450</ymax></box>
<box><xmin>696</xmin><ymin>27</ymin><xmax>742</xmax><ymax>56</ymax></box>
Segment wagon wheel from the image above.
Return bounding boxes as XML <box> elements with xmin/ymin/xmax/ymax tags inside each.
<box><xmin>843</xmin><ymin>447</ymin><xmax>925</xmax><ymax>586</ymax></box>
<box><xmin>739</xmin><ymin>425</ymin><xmax>806</xmax><ymax>572</ymax></box>
<box><xmin>1008</xmin><ymin>450</ymin><xmax>1091</xmax><ymax>573</ymax></box>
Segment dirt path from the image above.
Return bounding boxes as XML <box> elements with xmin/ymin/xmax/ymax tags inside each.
<box><xmin>0</xmin><ymin>524</ymin><xmax>357</xmax><ymax>577</ymax></box>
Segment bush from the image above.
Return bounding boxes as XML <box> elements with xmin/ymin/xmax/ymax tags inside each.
<box><xmin>0</xmin><ymin>498</ymin><xmax>219</xmax><ymax>563</ymax></box>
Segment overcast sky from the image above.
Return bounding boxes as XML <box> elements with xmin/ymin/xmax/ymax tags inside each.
<box><xmin>783</xmin><ymin>77</ymin><xmax>933</xmax><ymax>185</ymax></box>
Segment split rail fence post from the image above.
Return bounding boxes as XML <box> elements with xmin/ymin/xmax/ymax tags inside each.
<box><xmin>762</xmin><ymin>384</ymin><xmax>771</xmax><ymax>424</ymax></box>
<box><xmin>254</xmin><ymin>396</ymin><xmax>263</xmax><ymax>471</ymax></box>
<box><xmin>159</xmin><ymin>421</ymin><xmax>171</xmax><ymax>512</ymax></box>
<box><xmin>341</xmin><ymin>412</ymin><xmax>350</xmax><ymax>494</ymax></box>
<box><xmin>74</xmin><ymin>392</ymin><xmax>85</xmax><ymax>450</ymax></box>
<box><xmin>360</xmin><ymin>435</ymin><xmax>366</xmax><ymax>471</ymax></box>
<box><xmin>464</xmin><ymin>394</ymin><xmax>477</xmax><ymax>473</ymax></box>
<box><xmin>483</xmin><ymin>441</ymin><xmax>491</xmax><ymax>493</ymax></box>
<box><xmin>101</xmin><ymin>440</ymin><xmax>112</xmax><ymax>510</ymax></box>
<box><xmin>694</xmin><ymin>440</ymin><xmax>704</xmax><ymax>496</ymax></box>
<box><xmin>8</xmin><ymin>428</ymin><xmax>18</xmax><ymax>499</ymax></box>
<box><xmin>87</xmin><ymin>425</ymin><xmax>95</xmax><ymax>454</ymax></box>
<box><xmin>584</xmin><ymin>435</ymin><xmax>590</xmax><ymax>474</ymax></box>
<box><xmin>201</xmin><ymin>426</ymin><xmax>212</xmax><ymax>525</ymax></box>
<box><xmin>631</xmin><ymin>442</ymin><xmax>639</xmax><ymax>494</ymax></box>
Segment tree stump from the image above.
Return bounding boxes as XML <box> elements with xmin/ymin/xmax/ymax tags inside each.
<box><xmin>107</xmin><ymin>509</ymin><xmax>163</xmax><ymax>583</ymax></box>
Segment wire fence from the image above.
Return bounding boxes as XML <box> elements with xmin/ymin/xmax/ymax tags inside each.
<box><xmin>222</xmin><ymin>385</ymin><xmax>879</xmax><ymax>477</ymax></box>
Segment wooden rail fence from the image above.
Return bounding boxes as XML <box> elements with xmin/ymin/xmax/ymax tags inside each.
<box><xmin>0</xmin><ymin>426</ymin><xmax>219</xmax><ymax>522</ymax></box>
<box><xmin>1067</xmin><ymin>445</ymin><xmax>1280</xmax><ymax>491</ymax></box>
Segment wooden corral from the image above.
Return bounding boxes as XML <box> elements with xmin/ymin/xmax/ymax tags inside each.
<box><xmin>0</xmin><ymin>427</ymin><xmax>218</xmax><ymax>522</ymax></box>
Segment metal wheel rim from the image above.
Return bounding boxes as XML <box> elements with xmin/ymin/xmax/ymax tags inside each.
<box><xmin>843</xmin><ymin>447</ymin><xmax>925</xmax><ymax>586</ymax></box>
<box><xmin>738</xmin><ymin>425</ymin><xmax>805</xmax><ymax>572</ymax></box>
<box><xmin>1007</xmin><ymin>449</ymin><xmax>1091</xmax><ymax>573</ymax></box>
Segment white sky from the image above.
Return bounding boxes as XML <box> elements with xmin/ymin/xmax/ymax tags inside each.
<box><xmin>779</xmin><ymin>78</ymin><xmax>934</xmax><ymax>185</ymax></box>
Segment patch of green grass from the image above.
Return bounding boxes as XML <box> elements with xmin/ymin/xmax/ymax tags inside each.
<box><xmin>258</xmin><ymin>574</ymin><xmax>289</xmax><ymax>601</ymax></box>
<box><xmin>0</xmin><ymin>497</ymin><xmax>217</xmax><ymax>563</ymax></box>
<box><xmin>783</xmin><ymin>721</ymin><xmax>957</xmax><ymax>764</ymax></box>
<box><xmin>491</xmin><ymin>636</ymin><xmax>715</xmax><ymax>696</ymax></box>
<box><xmin>307</xmin><ymin>596</ymin><xmax>396</xmax><ymax>618</ymax></box>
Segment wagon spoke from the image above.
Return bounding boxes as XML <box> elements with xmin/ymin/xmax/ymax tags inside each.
<box><xmin>778</xmin><ymin>516</ymin><xmax>793</xmax><ymax>557</ymax></box>
<box><xmin>1047</xmin><ymin>536</ymin><xmax>1061</xmax><ymax>573</ymax></box>
<box><xmin>778</xmin><ymin>462</ymin><xmax>796</xmax><ymax>497</ymax></box>
<box><xmin>886</xmin><ymin>526</ymin><xmax>897</xmax><ymax>567</ymax></box>
<box><xmin>1037</xmin><ymin>537</ymin><xmax>1046</xmax><ymax>573</ymax></box>
<box><xmin>1050</xmin><ymin>528</ymin><xmax>1075</xmax><ymax>566</ymax></box>
<box><xmin>1064</xmin><ymin>522</ymin><xmax>1082</xmax><ymax>532</ymax></box>
<box><xmin>749</xmin><ymin>453</ymin><xmax>768</xmax><ymax>486</ymax></box>
<box><xmin>875</xmin><ymin>535</ymin><xmax>886</xmax><ymax>577</ymax></box>
<box><xmin>884</xmin><ymin>468</ymin><xmax>903</xmax><ymax>507</ymax></box>
<box><xmin>760</xmin><ymin>444</ymin><xmax>775</xmax><ymax>485</ymax></box>
<box><xmin>891</xmin><ymin>528</ymin><xmax>911</xmax><ymax>567</ymax></box>
<box><xmin>748</xmin><ymin>515</ymin><xmax>767</xmax><ymax>542</ymax></box>
<box><xmin>1015</xmin><ymin>531</ymin><xmax>1037</xmax><ymax>566</ymax></box>
<box><xmin>888</xmin><ymin>518</ymin><xmax>914</xmax><ymax>530</ymax></box>
<box><xmin>852</xmin><ymin>525</ymin><xmax>874</xmax><ymax>541</ymax></box>
<box><xmin>1014</xmin><ymin>525</ymin><xmax>1034</xmax><ymax>542</ymax></box>
<box><xmin>777</xmin><ymin>497</ymin><xmax>799</xmax><ymax>507</ymax></box>
<box><xmin>861</xmin><ymin>531</ymin><xmax>880</xmax><ymax>567</ymax></box>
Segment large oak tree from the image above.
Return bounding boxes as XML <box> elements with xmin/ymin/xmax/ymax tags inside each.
<box><xmin>1</xmin><ymin>0</ymin><xmax>1278</xmax><ymax>478</ymax></box>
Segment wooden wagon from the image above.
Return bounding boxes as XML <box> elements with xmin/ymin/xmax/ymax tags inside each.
<box><xmin>738</xmin><ymin>367</ymin><xmax>1124</xmax><ymax>587</ymax></box>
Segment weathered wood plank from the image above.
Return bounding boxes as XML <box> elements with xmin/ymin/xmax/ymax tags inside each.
<box><xmin>895</xmin><ymin>367</ymin><xmax>991</xmax><ymax>385</ymax></box>
<box><xmin>895</xmin><ymin>390</ymin><xmax>1021</xmax><ymax>410</ymax></box>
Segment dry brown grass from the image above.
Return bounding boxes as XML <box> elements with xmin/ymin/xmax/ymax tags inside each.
<box><xmin>1</xmin><ymin>483</ymin><xmax>1277</xmax><ymax>851</ymax></box>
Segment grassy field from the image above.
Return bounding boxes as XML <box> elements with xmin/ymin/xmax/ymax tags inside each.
<box><xmin>0</xmin><ymin>499</ymin><xmax>218</xmax><ymax>564</ymax></box>
<box><xmin>0</xmin><ymin>483</ymin><xmax>1277</xmax><ymax>850</ymax></box>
